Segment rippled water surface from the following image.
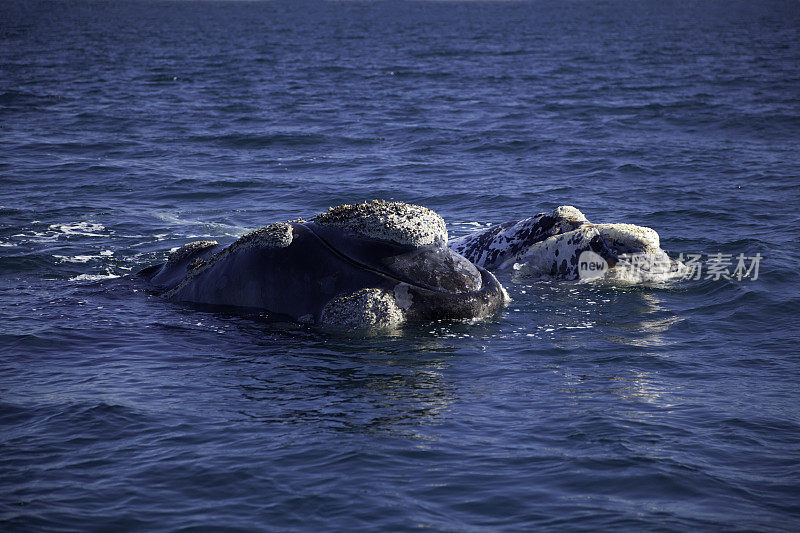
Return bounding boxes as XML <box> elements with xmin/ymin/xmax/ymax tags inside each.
<box><xmin>2</xmin><ymin>1</ymin><xmax>800</xmax><ymax>530</ymax></box>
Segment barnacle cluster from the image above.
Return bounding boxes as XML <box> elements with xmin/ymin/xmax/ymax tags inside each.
<box><xmin>314</xmin><ymin>199</ymin><xmax>448</xmax><ymax>247</ymax></box>
<box><xmin>320</xmin><ymin>288</ymin><xmax>404</xmax><ymax>330</ymax></box>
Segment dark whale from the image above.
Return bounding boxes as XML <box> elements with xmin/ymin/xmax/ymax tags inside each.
<box><xmin>140</xmin><ymin>201</ymin><xmax>507</xmax><ymax>329</ymax></box>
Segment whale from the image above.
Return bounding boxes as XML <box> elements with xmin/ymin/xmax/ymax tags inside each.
<box><xmin>448</xmin><ymin>206</ymin><xmax>684</xmax><ymax>282</ymax></box>
<box><xmin>140</xmin><ymin>200</ymin><xmax>508</xmax><ymax>330</ymax></box>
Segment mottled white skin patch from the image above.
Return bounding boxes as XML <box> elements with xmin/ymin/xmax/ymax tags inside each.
<box><xmin>163</xmin><ymin>222</ymin><xmax>293</xmax><ymax>299</ymax></box>
<box><xmin>449</xmin><ymin>206</ymin><xmax>588</xmax><ymax>270</ymax></box>
<box><xmin>509</xmin><ymin>227</ymin><xmax>602</xmax><ymax>279</ymax></box>
<box><xmin>451</xmin><ymin>206</ymin><xmax>684</xmax><ymax>283</ymax></box>
<box><xmin>320</xmin><ymin>288</ymin><xmax>405</xmax><ymax>330</ymax></box>
<box><xmin>314</xmin><ymin>199</ymin><xmax>448</xmax><ymax>247</ymax></box>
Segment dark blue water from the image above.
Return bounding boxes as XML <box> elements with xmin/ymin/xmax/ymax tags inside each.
<box><xmin>2</xmin><ymin>0</ymin><xmax>799</xmax><ymax>530</ymax></box>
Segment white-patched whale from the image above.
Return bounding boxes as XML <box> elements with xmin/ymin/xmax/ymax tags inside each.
<box><xmin>448</xmin><ymin>206</ymin><xmax>684</xmax><ymax>282</ymax></box>
<box><xmin>140</xmin><ymin>200</ymin><xmax>508</xmax><ymax>330</ymax></box>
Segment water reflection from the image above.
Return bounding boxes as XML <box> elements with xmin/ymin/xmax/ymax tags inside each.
<box><xmin>205</xmin><ymin>278</ymin><xmax>687</xmax><ymax>438</ymax></box>
<box><xmin>601</xmin><ymin>292</ymin><xmax>685</xmax><ymax>348</ymax></box>
<box><xmin>223</xmin><ymin>326</ymin><xmax>459</xmax><ymax>439</ymax></box>
<box><xmin>502</xmin><ymin>278</ymin><xmax>684</xmax><ymax>351</ymax></box>
<box><xmin>517</xmin><ymin>281</ymin><xmax>687</xmax><ymax>412</ymax></box>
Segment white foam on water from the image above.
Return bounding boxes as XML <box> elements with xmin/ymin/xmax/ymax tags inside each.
<box><xmin>11</xmin><ymin>221</ymin><xmax>109</xmax><ymax>244</ymax></box>
<box><xmin>49</xmin><ymin>222</ymin><xmax>107</xmax><ymax>237</ymax></box>
<box><xmin>69</xmin><ymin>273</ymin><xmax>121</xmax><ymax>281</ymax></box>
<box><xmin>53</xmin><ymin>249</ymin><xmax>114</xmax><ymax>264</ymax></box>
<box><xmin>54</xmin><ymin>255</ymin><xmax>93</xmax><ymax>263</ymax></box>
<box><xmin>12</xmin><ymin>231</ymin><xmax>59</xmax><ymax>242</ymax></box>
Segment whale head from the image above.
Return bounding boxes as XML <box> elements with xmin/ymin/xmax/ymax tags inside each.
<box><xmin>588</xmin><ymin>223</ymin><xmax>684</xmax><ymax>282</ymax></box>
<box><xmin>499</xmin><ymin>207</ymin><xmax>684</xmax><ymax>282</ymax></box>
<box><xmin>310</xmin><ymin>200</ymin><xmax>507</xmax><ymax>328</ymax></box>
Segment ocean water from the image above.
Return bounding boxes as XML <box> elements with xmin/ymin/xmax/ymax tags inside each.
<box><xmin>2</xmin><ymin>0</ymin><xmax>799</xmax><ymax>530</ymax></box>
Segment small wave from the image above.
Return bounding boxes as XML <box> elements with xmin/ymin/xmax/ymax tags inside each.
<box><xmin>189</xmin><ymin>132</ymin><xmax>330</xmax><ymax>149</ymax></box>
<box><xmin>151</xmin><ymin>212</ymin><xmax>248</xmax><ymax>237</ymax></box>
<box><xmin>0</xmin><ymin>90</ymin><xmax>63</xmax><ymax>108</ymax></box>
<box><xmin>449</xmin><ymin>221</ymin><xmax>496</xmax><ymax>238</ymax></box>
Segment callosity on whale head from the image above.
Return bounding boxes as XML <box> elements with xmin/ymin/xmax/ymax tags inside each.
<box><xmin>140</xmin><ymin>200</ymin><xmax>508</xmax><ymax>330</ymax></box>
<box><xmin>449</xmin><ymin>206</ymin><xmax>685</xmax><ymax>282</ymax></box>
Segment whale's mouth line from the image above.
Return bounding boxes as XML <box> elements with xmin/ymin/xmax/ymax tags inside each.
<box><xmin>304</xmin><ymin>225</ymin><xmax>485</xmax><ymax>296</ymax></box>
<box><xmin>305</xmin><ymin>225</ymin><xmax>428</xmax><ymax>290</ymax></box>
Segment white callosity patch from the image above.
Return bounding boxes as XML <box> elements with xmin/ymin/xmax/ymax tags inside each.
<box><xmin>167</xmin><ymin>240</ymin><xmax>219</xmax><ymax>266</ymax></box>
<box><xmin>196</xmin><ymin>222</ymin><xmax>293</xmax><ymax>267</ymax></box>
<box><xmin>314</xmin><ymin>200</ymin><xmax>448</xmax><ymax>247</ymax></box>
<box><xmin>551</xmin><ymin>205</ymin><xmax>588</xmax><ymax>222</ymax></box>
<box><xmin>320</xmin><ymin>288</ymin><xmax>405</xmax><ymax>330</ymax></box>
<box><xmin>164</xmin><ymin>223</ymin><xmax>294</xmax><ymax>299</ymax></box>
<box><xmin>234</xmin><ymin>222</ymin><xmax>294</xmax><ymax>250</ymax></box>
<box><xmin>590</xmin><ymin>223</ymin><xmax>660</xmax><ymax>254</ymax></box>
<box><xmin>586</xmin><ymin>223</ymin><xmax>682</xmax><ymax>283</ymax></box>
<box><xmin>546</xmin><ymin>206</ymin><xmax>592</xmax><ymax>241</ymax></box>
